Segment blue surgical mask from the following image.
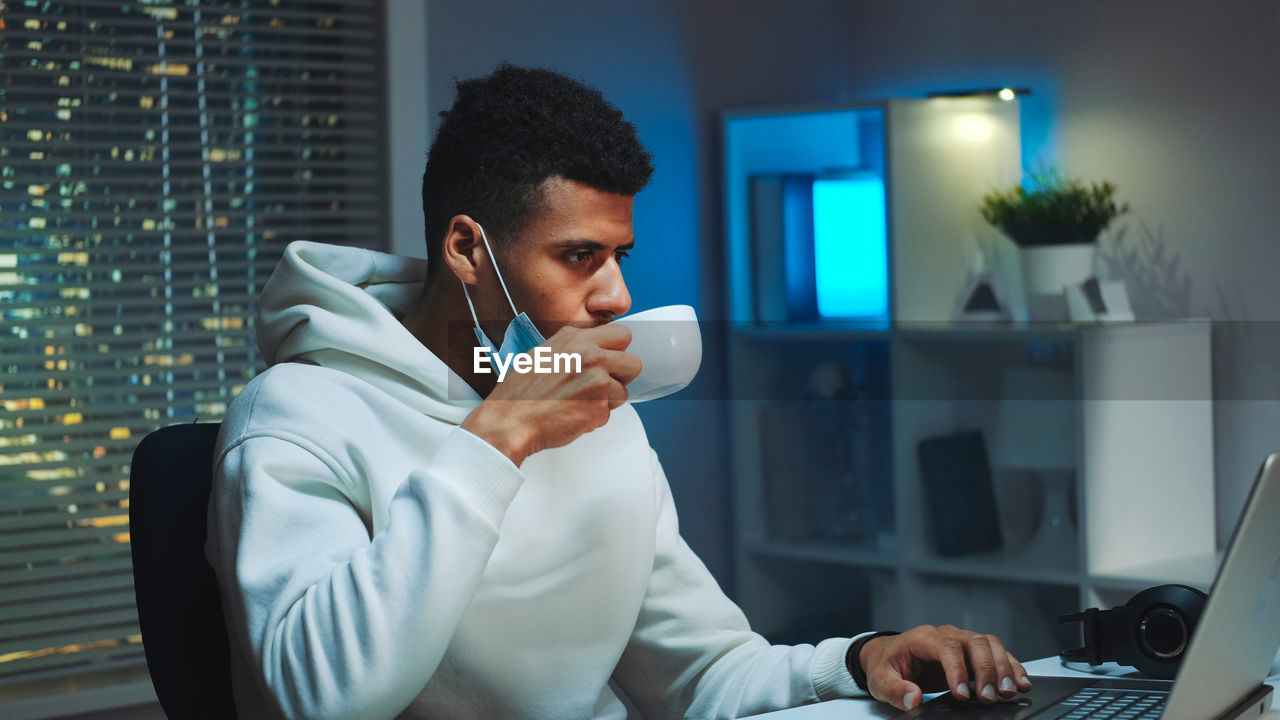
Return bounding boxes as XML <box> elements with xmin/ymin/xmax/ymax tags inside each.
<box><xmin>461</xmin><ymin>223</ymin><xmax>547</xmax><ymax>366</ymax></box>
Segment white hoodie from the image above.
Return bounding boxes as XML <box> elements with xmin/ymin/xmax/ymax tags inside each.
<box><xmin>205</xmin><ymin>241</ymin><xmax>869</xmax><ymax>720</ymax></box>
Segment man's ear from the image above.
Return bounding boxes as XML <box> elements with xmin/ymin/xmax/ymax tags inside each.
<box><xmin>440</xmin><ymin>215</ymin><xmax>486</xmax><ymax>285</ymax></box>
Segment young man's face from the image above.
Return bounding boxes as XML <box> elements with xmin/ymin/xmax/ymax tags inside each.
<box><xmin>479</xmin><ymin>175</ymin><xmax>634</xmax><ymax>340</ymax></box>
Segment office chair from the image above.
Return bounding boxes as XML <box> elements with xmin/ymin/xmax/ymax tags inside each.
<box><xmin>129</xmin><ymin>423</ymin><xmax>238</xmax><ymax>719</ymax></box>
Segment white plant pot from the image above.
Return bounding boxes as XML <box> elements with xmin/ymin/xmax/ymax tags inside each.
<box><xmin>1019</xmin><ymin>244</ymin><xmax>1097</xmax><ymax>296</ymax></box>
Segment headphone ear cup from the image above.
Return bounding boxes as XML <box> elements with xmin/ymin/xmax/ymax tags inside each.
<box><xmin>1117</xmin><ymin>585</ymin><xmax>1208</xmax><ymax>680</ymax></box>
<box><xmin>1059</xmin><ymin>584</ymin><xmax>1207</xmax><ymax>680</ymax></box>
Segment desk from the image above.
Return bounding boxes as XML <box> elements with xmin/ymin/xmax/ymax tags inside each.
<box><xmin>747</xmin><ymin>654</ymin><xmax>1280</xmax><ymax>719</ymax></box>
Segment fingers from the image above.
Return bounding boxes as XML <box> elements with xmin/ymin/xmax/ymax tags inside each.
<box><xmin>922</xmin><ymin>629</ymin><xmax>974</xmax><ymax>701</ymax></box>
<box><xmin>559</xmin><ymin>324</ymin><xmax>641</xmax><ymax>386</ymax></box>
<box><xmin>1008</xmin><ymin>649</ymin><xmax>1032</xmax><ymax>692</ymax></box>
<box><xmin>599</xmin><ymin>348</ymin><xmax>643</xmax><ymax>385</ymax></box>
<box><xmin>983</xmin><ymin>634</ymin><xmax>1031</xmax><ymax>696</ymax></box>
<box><xmin>865</xmin><ymin>626</ymin><xmax>1034</xmax><ymax>714</ymax></box>
<box><xmin>605</xmin><ymin>368</ymin><xmax>629</xmax><ymax>410</ymax></box>
<box><xmin>963</xmin><ymin>634</ymin><xmax>1001</xmax><ymax>702</ymax></box>
<box><xmin>586</xmin><ymin>322</ymin><xmax>633</xmax><ymax>351</ymax></box>
<box><xmin>896</xmin><ymin>626</ymin><xmax>1030</xmax><ymax>705</ymax></box>
<box><xmin>575</xmin><ymin>346</ymin><xmax>638</xmax><ymax>407</ymax></box>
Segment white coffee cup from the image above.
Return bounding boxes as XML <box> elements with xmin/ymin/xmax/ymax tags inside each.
<box><xmin>612</xmin><ymin>304</ymin><xmax>702</xmax><ymax>403</ymax></box>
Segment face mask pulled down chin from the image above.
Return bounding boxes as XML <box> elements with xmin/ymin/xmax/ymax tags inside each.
<box><xmin>461</xmin><ymin>224</ymin><xmax>700</xmax><ymax>403</ymax></box>
<box><xmin>460</xmin><ymin>223</ymin><xmax>547</xmax><ymax>368</ymax></box>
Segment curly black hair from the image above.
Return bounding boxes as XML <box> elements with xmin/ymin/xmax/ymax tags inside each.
<box><xmin>420</xmin><ymin>63</ymin><xmax>655</xmax><ymax>281</ymax></box>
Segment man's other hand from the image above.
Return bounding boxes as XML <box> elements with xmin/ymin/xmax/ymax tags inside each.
<box><xmin>860</xmin><ymin>625</ymin><xmax>1033</xmax><ymax>711</ymax></box>
<box><xmin>461</xmin><ymin>323</ymin><xmax>642</xmax><ymax>467</ymax></box>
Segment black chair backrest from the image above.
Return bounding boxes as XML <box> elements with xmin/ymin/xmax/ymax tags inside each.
<box><xmin>129</xmin><ymin>423</ymin><xmax>238</xmax><ymax>718</ymax></box>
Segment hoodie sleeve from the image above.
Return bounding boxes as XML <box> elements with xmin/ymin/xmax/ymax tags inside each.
<box><xmin>611</xmin><ymin>450</ymin><xmax>873</xmax><ymax>719</ymax></box>
<box><xmin>207</xmin><ymin>425</ymin><xmax>523</xmax><ymax>720</ymax></box>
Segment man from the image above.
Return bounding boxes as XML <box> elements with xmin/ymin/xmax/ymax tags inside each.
<box><xmin>206</xmin><ymin>63</ymin><xmax>1032</xmax><ymax>719</ymax></box>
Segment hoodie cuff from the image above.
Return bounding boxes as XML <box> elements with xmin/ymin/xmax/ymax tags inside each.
<box><xmin>812</xmin><ymin>633</ymin><xmax>876</xmax><ymax>700</ymax></box>
<box><xmin>429</xmin><ymin>426</ymin><xmax>525</xmax><ymax>524</ymax></box>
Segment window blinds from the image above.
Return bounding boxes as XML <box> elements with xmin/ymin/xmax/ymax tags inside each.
<box><xmin>0</xmin><ymin>0</ymin><xmax>388</xmax><ymax>683</ymax></box>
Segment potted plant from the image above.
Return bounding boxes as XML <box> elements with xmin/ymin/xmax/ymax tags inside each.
<box><xmin>980</xmin><ymin>170</ymin><xmax>1130</xmax><ymax>297</ymax></box>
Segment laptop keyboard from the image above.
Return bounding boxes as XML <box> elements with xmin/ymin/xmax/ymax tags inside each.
<box><xmin>1055</xmin><ymin>687</ymin><xmax>1168</xmax><ymax>718</ymax></box>
<box><xmin>911</xmin><ymin>686</ymin><xmax>1170</xmax><ymax>718</ymax></box>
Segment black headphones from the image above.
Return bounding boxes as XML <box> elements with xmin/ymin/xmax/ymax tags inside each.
<box><xmin>1058</xmin><ymin>584</ymin><xmax>1208</xmax><ymax>679</ymax></box>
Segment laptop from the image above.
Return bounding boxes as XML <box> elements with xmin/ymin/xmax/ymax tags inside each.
<box><xmin>897</xmin><ymin>453</ymin><xmax>1280</xmax><ymax>719</ymax></box>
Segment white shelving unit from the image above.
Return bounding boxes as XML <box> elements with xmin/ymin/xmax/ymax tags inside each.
<box><xmin>721</xmin><ymin>101</ymin><xmax>1217</xmax><ymax>659</ymax></box>
<box><xmin>729</xmin><ymin>321</ymin><xmax>1215</xmax><ymax>659</ymax></box>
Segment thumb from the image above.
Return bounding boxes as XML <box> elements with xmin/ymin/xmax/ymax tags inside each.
<box><xmin>874</xmin><ymin>673</ymin><xmax>925</xmax><ymax>711</ymax></box>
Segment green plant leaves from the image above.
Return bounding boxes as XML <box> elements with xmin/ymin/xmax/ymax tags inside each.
<box><xmin>980</xmin><ymin>173</ymin><xmax>1130</xmax><ymax>247</ymax></box>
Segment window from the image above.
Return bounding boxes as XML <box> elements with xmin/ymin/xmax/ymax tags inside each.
<box><xmin>0</xmin><ymin>0</ymin><xmax>388</xmax><ymax>685</ymax></box>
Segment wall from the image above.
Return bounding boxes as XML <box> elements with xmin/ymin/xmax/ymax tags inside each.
<box><xmin>843</xmin><ymin>0</ymin><xmax>1280</xmax><ymax>545</ymax></box>
<box><xmin>387</xmin><ymin>0</ymin><xmax>430</xmax><ymax>258</ymax></box>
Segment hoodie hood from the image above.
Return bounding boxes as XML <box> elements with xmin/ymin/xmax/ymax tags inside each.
<box><xmin>256</xmin><ymin>241</ymin><xmax>479</xmax><ymax>424</ymax></box>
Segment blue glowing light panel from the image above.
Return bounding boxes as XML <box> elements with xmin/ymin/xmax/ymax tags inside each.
<box><xmin>812</xmin><ymin>175</ymin><xmax>889</xmax><ymax>319</ymax></box>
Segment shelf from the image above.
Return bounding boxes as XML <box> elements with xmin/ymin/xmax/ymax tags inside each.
<box><xmin>905</xmin><ymin>552</ymin><xmax>1081</xmax><ymax>586</ymax></box>
<box><xmin>731</xmin><ymin>320</ymin><xmax>1211</xmax><ymax>343</ymax></box>
<box><xmin>745</xmin><ymin>541</ymin><xmax>899</xmax><ymax>571</ymax></box>
<box><xmin>895</xmin><ymin>319</ymin><xmax>1212</xmax><ymax>343</ymax></box>
<box><xmin>745</xmin><ymin>542</ymin><xmax>1084</xmax><ymax>587</ymax></box>
<box><xmin>1089</xmin><ymin>551</ymin><xmax>1222</xmax><ymax>592</ymax></box>
<box><xmin>893</xmin><ymin>322</ymin><xmax>1098</xmax><ymax>342</ymax></box>
<box><xmin>731</xmin><ymin>324</ymin><xmax>892</xmax><ymax>341</ymax></box>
